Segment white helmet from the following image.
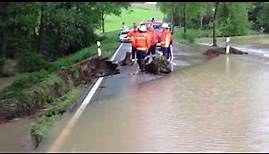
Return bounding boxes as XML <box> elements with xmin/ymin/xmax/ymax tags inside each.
<box><xmin>139</xmin><ymin>24</ymin><xmax>147</xmax><ymax>32</ymax></box>
<box><xmin>162</xmin><ymin>23</ymin><xmax>169</xmax><ymax>28</ymax></box>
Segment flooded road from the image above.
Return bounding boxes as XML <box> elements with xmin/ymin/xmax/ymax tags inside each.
<box><xmin>36</xmin><ymin>40</ymin><xmax>269</xmax><ymax>152</ymax></box>
<box><xmin>0</xmin><ymin>117</ymin><xmax>35</xmax><ymax>152</ymax></box>
<box><xmin>196</xmin><ymin>35</ymin><xmax>269</xmax><ymax>57</ymax></box>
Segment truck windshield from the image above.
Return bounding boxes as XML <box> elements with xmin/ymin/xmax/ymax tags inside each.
<box><xmin>153</xmin><ymin>25</ymin><xmax>163</xmax><ymax>33</ymax></box>
<box><xmin>121</xmin><ymin>31</ymin><xmax>129</xmax><ymax>35</ymax></box>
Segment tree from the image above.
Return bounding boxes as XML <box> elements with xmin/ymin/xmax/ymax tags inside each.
<box><xmin>0</xmin><ymin>2</ymin><xmax>10</xmax><ymax>59</ymax></box>
<box><xmin>158</xmin><ymin>2</ymin><xmax>210</xmax><ymax>33</ymax></box>
<box><xmin>95</xmin><ymin>2</ymin><xmax>130</xmax><ymax>33</ymax></box>
<box><xmin>213</xmin><ymin>2</ymin><xmax>219</xmax><ymax>46</ymax></box>
<box><xmin>249</xmin><ymin>2</ymin><xmax>269</xmax><ymax>33</ymax></box>
<box><xmin>183</xmin><ymin>3</ymin><xmax>186</xmax><ymax>33</ymax></box>
<box><xmin>0</xmin><ymin>2</ymin><xmax>40</xmax><ymax>58</ymax></box>
<box><xmin>157</xmin><ymin>2</ymin><xmax>179</xmax><ymax>34</ymax></box>
<box><xmin>44</xmin><ymin>2</ymin><xmax>102</xmax><ymax>58</ymax></box>
<box><xmin>0</xmin><ymin>2</ymin><xmax>131</xmax><ymax>64</ymax></box>
<box><xmin>217</xmin><ymin>2</ymin><xmax>251</xmax><ymax>37</ymax></box>
<box><xmin>257</xmin><ymin>3</ymin><xmax>269</xmax><ymax>32</ymax></box>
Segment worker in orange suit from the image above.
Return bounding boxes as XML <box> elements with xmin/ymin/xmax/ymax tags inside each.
<box><xmin>160</xmin><ymin>23</ymin><xmax>173</xmax><ymax>60</ymax></box>
<box><xmin>127</xmin><ymin>23</ymin><xmax>139</xmax><ymax>61</ymax></box>
<box><xmin>134</xmin><ymin>24</ymin><xmax>151</xmax><ymax>71</ymax></box>
<box><xmin>148</xmin><ymin>24</ymin><xmax>158</xmax><ymax>58</ymax></box>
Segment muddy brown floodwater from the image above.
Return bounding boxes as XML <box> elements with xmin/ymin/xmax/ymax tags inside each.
<box><xmin>35</xmin><ymin>38</ymin><xmax>269</xmax><ymax>152</ymax></box>
<box><xmin>0</xmin><ymin>117</ymin><xmax>35</xmax><ymax>152</ymax></box>
<box><xmin>196</xmin><ymin>35</ymin><xmax>269</xmax><ymax>56</ymax></box>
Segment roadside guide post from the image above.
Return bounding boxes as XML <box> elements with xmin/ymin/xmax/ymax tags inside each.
<box><xmin>97</xmin><ymin>41</ymin><xmax>101</xmax><ymax>56</ymax></box>
<box><xmin>226</xmin><ymin>37</ymin><xmax>230</xmax><ymax>54</ymax></box>
<box><xmin>225</xmin><ymin>37</ymin><xmax>230</xmax><ymax>73</ymax></box>
<box><xmin>170</xmin><ymin>45</ymin><xmax>174</xmax><ymax>72</ymax></box>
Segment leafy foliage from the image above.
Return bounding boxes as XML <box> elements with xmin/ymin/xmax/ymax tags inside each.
<box><xmin>95</xmin><ymin>2</ymin><xmax>130</xmax><ymax>33</ymax></box>
<box><xmin>217</xmin><ymin>2</ymin><xmax>251</xmax><ymax>36</ymax></box>
<box><xmin>0</xmin><ymin>2</ymin><xmax>130</xmax><ymax>71</ymax></box>
<box><xmin>249</xmin><ymin>2</ymin><xmax>269</xmax><ymax>33</ymax></box>
<box><xmin>12</xmin><ymin>70</ymin><xmax>49</xmax><ymax>88</ymax></box>
<box><xmin>16</xmin><ymin>52</ymin><xmax>48</xmax><ymax>73</ymax></box>
<box><xmin>157</xmin><ymin>3</ymin><xmax>209</xmax><ymax>30</ymax></box>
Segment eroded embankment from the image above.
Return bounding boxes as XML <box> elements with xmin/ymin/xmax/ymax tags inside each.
<box><xmin>0</xmin><ymin>56</ymin><xmax>119</xmax><ymax>147</ymax></box>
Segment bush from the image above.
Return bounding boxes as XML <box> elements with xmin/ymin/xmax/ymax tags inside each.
<box><xmin>17</xmin><ymin>91</ymin><xmax>34</xmax><ymax>114</ymax></box>
<box><xmin>16</xmin><ymin>52</ymin><xmax>48</xmax><ymax>73</ymax></box>
<box><xmin>12</xmin><ymin>70</ymin><xmax>49</xmax><ymax>88</ymax></box>
<box><xmin>0</xmin><ymin>86</ymin><xmax>18</xmax><ymax>99</ymax></box>
<box><xmin>217</xmin><ymin>3</ymin><xmax>250</xmax><ymax>37</ymax></box>
<box><xmin>47</xmin><ymin>88</ymin><xmax>81</xmax><ymax>116</ymax></box>
<box><xmin>182</xmin><ymin>32</ymin><xmax>195</xmax><ymax>43</ymax></box>
<box><xmin>0</xmin><ymin>88</ymin><xmax>33</xmax><ymax>117</ymax></box>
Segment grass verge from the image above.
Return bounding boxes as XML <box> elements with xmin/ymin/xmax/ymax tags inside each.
<box><xmin>173</xmin><ymin>28</ymin><xmax>212</xmax><ymax>44</ymax></box>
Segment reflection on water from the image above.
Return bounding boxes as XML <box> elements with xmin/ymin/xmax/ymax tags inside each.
<box><xmin>225</xmin><ymin>55</ymin><xmax>230</xmax><ymax>74</ymax></box>
<box><xmin>37</xmin><ymin>54</ymin><xmax>269</xmax><ymax>152</ymax></box>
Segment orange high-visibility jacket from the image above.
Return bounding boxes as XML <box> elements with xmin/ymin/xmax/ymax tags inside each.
<box><xmin>127</xmin><ymin>29</ymin><xmax>138</xmax><ymax>47</ymax></box>
<box><xmin>134</xmin><ymin>31</ymin><xmax>151</xmax><ymax>53</ymax></box>
<box><xmin>160</xmin><ymin>29</ymin><xmax>173</xmax><ymax>48</ymax></box>
<box><xmin>149</xmin><ymin>28</ymin><xmax>158</xmax><ymax>46</ymax></box>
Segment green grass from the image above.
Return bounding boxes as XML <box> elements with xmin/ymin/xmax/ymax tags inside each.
<box><xmin>173</xmin><ymin>28</ymin><xmax>212</xmax><ymax>44</ymax></box>
<box><xmin>173</xmin><ymin>27</ymin><xmax>265</xmax><ymax>45</ymax></box>
<box><xmin>11</xmin><ymin>70</ymin><xmax>49</xmax><ymax>89</ymax></box>
<box><xmin>47</xmin><ymin>88</ymin><xmax>82</xmax><ymax>116</ymax></box>
<box><xmin>31</xmin><ymin>114</ymin><xmax>60</xmax><ymax>147</ymax></box>
<box><xmin>101</xmin><ymin>6</ymin><xmax>164</xmax><ymax>33</ymax></box>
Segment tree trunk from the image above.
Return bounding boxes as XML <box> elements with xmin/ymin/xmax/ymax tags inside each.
<box><xmin>102</xmin><ymin>11</ymin><xmax>105</xmax><ymax>34</ymax></box>
<box><xmin>37</xmin><ymin>5</ymin><xmax>48</xmax><ymax>54</ymax></box>
<box><xmin>213</xmin><ymin>2</ymin><xmax>219</xmax><ymax>47</ymax></box>
<box><xmin>0</xmin><ymin>2</ymin><xmax>9</xmax><ymax>59</ymax></box>
<box><xmin>183</xmin><ymin>3</ymin><xmax>186</xmax><ymax>33</ymax></box>
<box><xmin>1</xmin><ymin>31</ymin><xmax>8</xmax><ymax>59</ymax></box>
<box><xmin>171</xmin><ymin>12</ymin><xmax>175</xmax><ymax>34</ymax></box>
<box><xmin>200</xmin><ymin>15</ymin><xmax>203</xmax><ymax>29</ymax></box>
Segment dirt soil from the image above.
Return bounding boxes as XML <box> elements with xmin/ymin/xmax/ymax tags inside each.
<box><xmin>203</xmin><ymin>46</ymin><xmax>248</xmax><ymax>60</ymax></box>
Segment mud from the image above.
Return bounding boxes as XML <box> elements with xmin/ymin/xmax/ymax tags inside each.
<box><xmin>60</xmin><ymin>56</ymin><xmax>119</xmax><ymax>86</ymax></box>
<box><xmin>203</xmin><ymin>47</ymin><xmax>248</xmax><ymax>60</ymax></box>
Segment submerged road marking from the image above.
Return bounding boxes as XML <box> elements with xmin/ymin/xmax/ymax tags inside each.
<box><xmin>47</xmin><ymin>43</ymin><xmax>123</xmax><ymax>152</ymax></box>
